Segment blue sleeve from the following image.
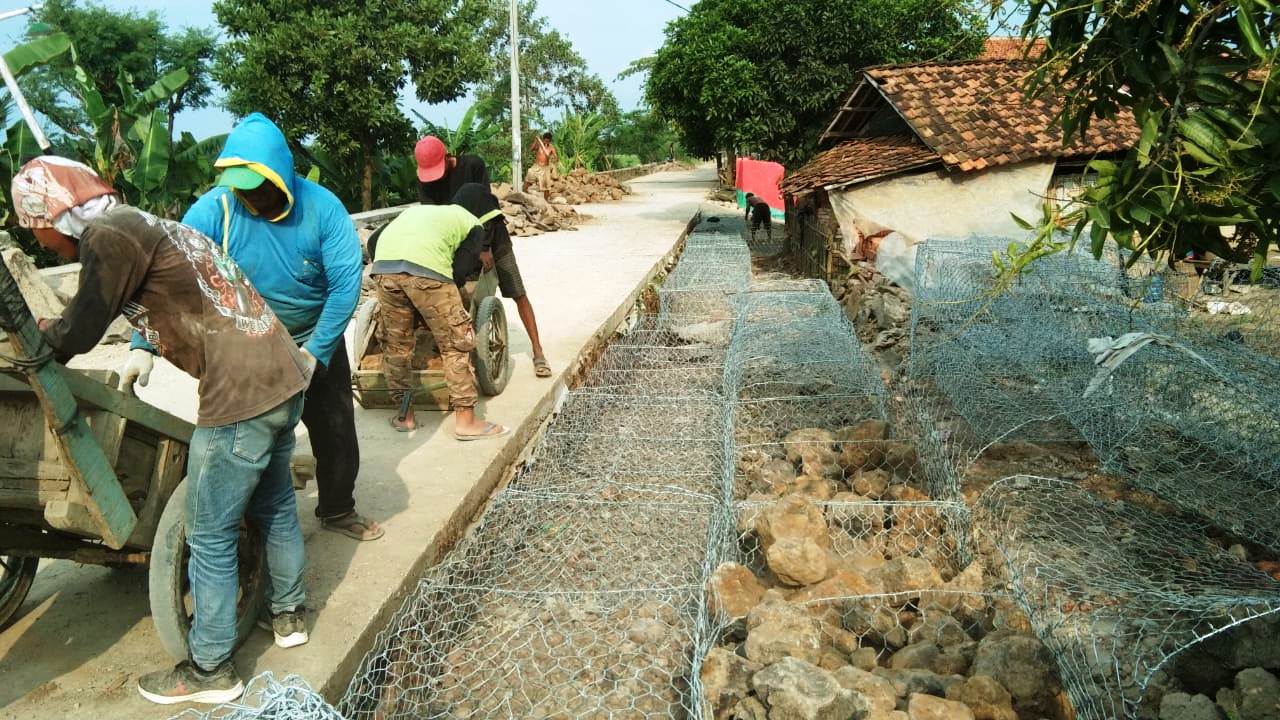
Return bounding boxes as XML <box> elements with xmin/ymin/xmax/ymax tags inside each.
<box><xmin>303</xmin><ymin>193</ymin><xmax>363</xmax><ymax>365</ymax></box>
<box><xmin>129</xmin><ymin>330</ymin><xmax>158</xmax><ymax>354</ymax></box>
<box><xmin>182</xmin><ymin>190</ymin><xmax>227</xmax><ymax>243</ymax></box>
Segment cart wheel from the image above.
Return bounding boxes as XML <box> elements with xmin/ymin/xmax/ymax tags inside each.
<box><xmin>0</xmin><ymin>554</ymin><xmax>37</xmax><ymax>630</ymax></box>
<box><xmin>149</xmin><ymin>479</ymin><xmax>268</xmax><ymax>661</ymax></box>
<box><xmin>472</xmin><ymin>295</ymin><xmax>511</xmax><ymax>396</ymax></box>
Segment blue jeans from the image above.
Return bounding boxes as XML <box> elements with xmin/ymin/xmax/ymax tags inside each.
<box><xmin>185</xmin><ymin>394</ymin><xmax>306</xmax><ymax>669</ymax></box>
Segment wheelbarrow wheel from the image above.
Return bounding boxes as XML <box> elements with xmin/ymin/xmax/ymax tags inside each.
<box><xmin>472</xmin><ymin>295</ymin><xmax>511</xmax><ymax>396</ymax></box>
<box><xmin>149</xmin><ymin>479</ymin><xmax>268</xmax><ymax>661</ymax></box>
<box><xmin>0</xmin><ymin>553</ymin><xmax>37</xmax><ymax>630</ymax></box>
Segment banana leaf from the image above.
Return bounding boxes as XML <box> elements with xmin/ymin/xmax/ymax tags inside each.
<box><xmin>2</xmin><ymin>33</ymin><xmax>72</xmax><ymax>78</ymax></box>
<box><xmin>123</xmin><ymin>110</ymin><xmax>169</xmax><ymax>193</ymax></box>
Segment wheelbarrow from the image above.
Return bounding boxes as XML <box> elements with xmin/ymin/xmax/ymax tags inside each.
<box><xmin>0</xmin><ymin>260</ymin><xmax>265</xmax><ymax>661</ymax></box>
<box><xmin>350</xmin><ymin>267</ymin><xmax>512</xmax><ymax>409</ymax></box>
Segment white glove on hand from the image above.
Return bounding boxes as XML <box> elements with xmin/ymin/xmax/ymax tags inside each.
<box><xmin>119</xmin><ymin>349</ymin><xmax>155</xmax><ymax>393</ymax></box>
<box><xmin>299</xmin><ymin>348</ymin><xmax>319</xmax><ymax>384</ymax></box>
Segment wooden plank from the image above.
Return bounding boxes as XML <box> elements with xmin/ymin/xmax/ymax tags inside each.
<box><xmin>0</xmin><ymin>260</ymin><xmax>137</xmax><ymax>548</ymax></box>
<box><xmin>352</xmin><ymin>370</ymin><xmax>450</xmax><ymax>411</ymax></box>
<box><xmin>0</xmin><ymin>478</ymin><xmax>70</xmax><ymax>510</ymax></box>
<box><xmin>0</xmin><ymin>457</ymin><xmax>69</xmax><ymax>480</ymax></box>
<box><xmin>0</xmin><ymin>367</ymin><xmax>195</xmax><ymax>442</ymax></box>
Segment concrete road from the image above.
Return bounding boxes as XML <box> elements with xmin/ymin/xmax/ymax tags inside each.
<box><xmin>0</xmin><ymin>165</ymin><xmax>716</xmax><ymax>719</ymax></box>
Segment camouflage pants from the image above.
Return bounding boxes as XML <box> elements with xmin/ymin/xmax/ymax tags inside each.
<box><xmin>375</xmin><ymin>274</ymin><xmax>478</xmax><ymax>409</ymax></box>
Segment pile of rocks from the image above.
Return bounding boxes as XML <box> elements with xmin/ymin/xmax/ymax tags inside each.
<box><xmin>492</xmin><ymin>185</ymin><xmax>584</xmax><ymax>237</ymax></box>
<box><xmin>1158</xmin><ymin>668</ymin><xmax>1279</xmax><ymax>720</ymax></box>
<box><xmin>702</xmin><ymin>494</ymin><xmax>1064</xmax><ymax>720</ymax></box>
<box><xmin>834</xmin><ymin>263</ymin><xmax>912</xmax><ymax>371</ymax></box>
<box><xmin>521</xmin><ymin>167</ymin><xmax>631</xmax><ymax>206</ymax></box>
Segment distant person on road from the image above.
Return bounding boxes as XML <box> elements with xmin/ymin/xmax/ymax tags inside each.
<box><xmin>369</xmin><ymin>202</ymin><xmax>509</xmax><ymax>439</ymax></box>
<box><xmin>527</xmin><ymin>131</ymin><xmax>559</xmax><ymax>195</ymax></box>
<box><xmin>450</xmin><ymin>182</ymin><xmax>552</xmax><ymax>378</ymax></box>
<box><xmin>745</xmin><ymin>192</ymin><xmax>772</xmax><ymax>242</ymax></box>
<box><xmin>415</xmin><ymin>135</ymin><xmax>491</xmax><ymax>205</ymax></box>
<box><xmin>12</xmin><ymin>156</ymin><xmax>311</xmax><ymax>706</ymax></box>
<box><xmin>174</xmin><ymin>113</ymin><xmax>382</xmax><ymax>543</ymax></box>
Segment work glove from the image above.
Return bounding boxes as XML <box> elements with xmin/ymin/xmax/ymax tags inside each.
<box><xmin>119</xmin><ymin>348</ymin><xmax>154</xmax><ymax>394</ymax></box>
<box><xmin>299</xmin><ymin>347</ymin><xmax>319</xmax><ymax>384</ymax></box>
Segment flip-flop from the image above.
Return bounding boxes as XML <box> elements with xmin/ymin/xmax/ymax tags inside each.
<box><xmin>533</xmin><ymin>355</ymin><xmax>552</xmax><ymax>378</ymax></box>
<box><xmin>456</xmin><ymin>421</ymin><xmax>510</xmax><ymax>442</ymax></box>
<box><xmin>322</xmin><ymin>512</ymin><xmax>385</xmax><ymax>541</ymax></box>
<box><xmin>389</xmin><ymin>415</ymin><xmax>415</xmax><ymax>432</ymax></box>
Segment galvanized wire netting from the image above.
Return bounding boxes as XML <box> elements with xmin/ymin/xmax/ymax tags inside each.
<box><xmin>911</xmin><ymin>237</ymin><xmax>1280</xmax><ymax>549</ymax></box>
<box><xmin>979</xmin><ymin>476</ymin><xmax>1280</xmax><ymax>720</ymax></box>
<box><xmin>169</xmin><ymin>674</ymin><xmax>341</xmax><ymax>720</ymax></box>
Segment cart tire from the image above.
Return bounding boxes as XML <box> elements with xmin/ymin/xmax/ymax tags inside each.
<box><xmin>149</xmin><ymin>479</ymin><xmax>268</xmax><ymax>661</ymax></box>
<box><xmin>0</xmin><ymin>554</ymin><xmax>37</xmax><ymax>630</ymax></box>
<box><xmin>472</xmin><ymin>295</ymin><xmax>511</xmax><ymax>396</ymax></box>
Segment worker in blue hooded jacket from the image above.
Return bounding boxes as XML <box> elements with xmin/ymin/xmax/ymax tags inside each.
<box><xmin>122</xmin><ymin>113</ymin><xmax>383</xmax><ymax>548</ymax></box>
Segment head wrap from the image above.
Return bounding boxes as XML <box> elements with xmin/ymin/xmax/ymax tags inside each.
<box><xmin>11</xmin><ymin>156</ymin><xmax>117</xmax><ymax>237</ymax></box>
<box><xmin>451</xmin><ymin>182</ymin><xmax>503</xmax><ymax>225</ymax></box>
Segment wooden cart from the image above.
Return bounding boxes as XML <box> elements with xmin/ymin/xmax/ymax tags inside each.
<box><xmin>0</xmin><ymin>261</ymin><xmax>265</xmax><ymax>660</ymax></box>
<box><xmin>351</xmin><ymin>268</ymin><xmax>512</xmax><ymax>409</ymax></box>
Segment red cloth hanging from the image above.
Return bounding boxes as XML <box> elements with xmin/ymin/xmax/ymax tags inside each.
<box><xmin>735</xmin><ymin>158</ymin><xmax>785</xmax><ymax>212</ymax></box>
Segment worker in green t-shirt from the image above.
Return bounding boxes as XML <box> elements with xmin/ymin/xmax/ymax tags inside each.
<box><xmin>369</xmin><ymin>204</ymin><xmax>508</xmax><ymax>439</ymax></box>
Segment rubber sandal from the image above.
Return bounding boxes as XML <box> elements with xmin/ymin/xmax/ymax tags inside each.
<box><xmin>322</xmin><ymin>512</ymin><xmax>385</xmax><ymax>541</ymax></box>
<box><xmin>533</xmin><ymin>355</ymin><xmax>552</xmax><ymax>378</ymax></box>
<box><xmin>456</xmin><ymin>421</ymin><xmax>510</xmax><ymax>442</ymax></box>
<box><xmin>389</xmin><ymin>415</ymin><xmax>415</xmax><ymax>432</ymax></box>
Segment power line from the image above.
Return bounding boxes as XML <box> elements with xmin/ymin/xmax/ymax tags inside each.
<box><xmin>658</xmin><ymin>0</ymin><xmax>690</xmax><ymax>14</ymax></box>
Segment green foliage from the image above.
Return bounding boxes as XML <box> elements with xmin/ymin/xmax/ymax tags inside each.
<box><xmin>603</xmin><ymin>108</ymin><xmax>685</xmax><ymax>164</ymax></box>
<box><xmin>473</xmin><ymin>0</ymin><xmax>620</xmax><ymax>130</ymax></box>
<box><xmin>1012</xmin><ymin>0</ymin><xmax>1279</xmax><ymax>275</ymax></box>
<box><xmin>550</xmin><ymin>111</ymin><xmax>607</xmax><ymax>173</ymax></box>
<box><xmin>645</xmin><ymin>0</ymin><xmax>986</xmax><ymax>163</ymax></box>
<box><xmin>213</xmin><ymin>0</ymin><xmax>492</xmax><ymax>210</ymax></box>
<box><xmin>23</xmin><ymin>0</ymin><xmax>216</xmax><ymax>137</ymax></box>
<box><xmin>415</xmin><ymin>103</ymin><xmax>503</xmax><ymax>157</ymax></box>
<box><xmin>606</xmin><ymin>154</ymin><xmax>642</xmax><ymax>170</ymax></box>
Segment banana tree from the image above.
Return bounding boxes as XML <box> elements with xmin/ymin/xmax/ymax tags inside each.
<box><xmin>414</xmin><ymin>104</ymin><xmax>502</xmax><ymax>156</ymax></box>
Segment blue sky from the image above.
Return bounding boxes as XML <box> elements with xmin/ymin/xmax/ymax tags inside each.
<box><xmin>0</xmin><ymin>0</ymin><xmax>684</xmax><ymax>137</ymax></box>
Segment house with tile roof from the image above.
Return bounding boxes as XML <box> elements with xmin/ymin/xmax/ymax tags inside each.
<box><xmin>784</xmin><ymin>57</ymin><xmax>1138</xmax><ymax>287</ymax></box>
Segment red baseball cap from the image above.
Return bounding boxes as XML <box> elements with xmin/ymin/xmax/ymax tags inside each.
<box><xmin>415</xmin><ymin>136</ymin><xmax>447</xmax><ymax>182</ymax></box>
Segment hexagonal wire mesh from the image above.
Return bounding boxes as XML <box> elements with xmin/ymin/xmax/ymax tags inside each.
<box><xmin>577</xmin><ymin>314</ymin><xmax>729</xmax><ymax>399</ymax></box>
<box><xmin>169</xmin><ymin>674</ymin><xmax>341</xmax><ymax>720</ymax></box>
<box><xmin>717</xmin><ymin>499</ymin><xmax>998</xmax><ymax>660</ymax></box>
<box><xmin>978</xmin><ymin>476</ymin><xmax>1280</xmax><ymax>720</ymax></box>
<box><xmin>908</xmin><ymin>237</ymin><xmax>1280</xmax><ymax>549</ymax></box>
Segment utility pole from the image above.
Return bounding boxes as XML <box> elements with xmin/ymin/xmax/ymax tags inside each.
<box><xmin>0</xmin><ymin>5</ymin><xmax>50</xmax><ymax>153</ymax></box>
<box><xmin>508</xmin><ymin>0</ymin><xmax>522</xmax><ymax>191</ymax></box>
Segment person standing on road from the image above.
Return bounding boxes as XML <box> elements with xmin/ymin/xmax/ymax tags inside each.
<box><xmin>11</xmin><ymin>156</ymin><xmax>311</xmax><ymax>705</ymax></box>
<box><xmin>414</xmin><ymin>145</ymin><xmax>552</xmax><ymax>378</ymax></box>
<box><xmin>526</xmin><ymin>131</ymin><xmax>559</xmax><ymax>196</ymax></box>
<box><xmin>369</xmin><ymin>202</ymin><xmax>509</xmax><ymax>439</ymax></box>
<box><xmin>415</xmin><ymin>135</ymin><xmax>491</xmax><ymax>205</ymax></box>
<box><xmin>745</xmin><ymin>192</ymin><xmax>773</xmax><ymax>242</ymax></box>
<box><xmin>154</xmin><ymin>112</ymin><xmax>383</xmax><ymax>543</ymax></box>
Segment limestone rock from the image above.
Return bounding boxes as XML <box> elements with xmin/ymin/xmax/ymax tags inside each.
<box><xmin>851</xmin><ymin>469</ymin><xmax>891</xmax><ymax>498</ymax></box>
<box><xmin>789</xmin><ymin>569</ymin><xmax>881</xmax><ymax>604</ymax></box>
<box><xmin>889</xmin><ymin>642</ymin><xmax>941</xmax><ymax>672</ymax></box>
<box><xmin>1233</xmin><ymin>667</ymin><xmax>1280</xmax><ymax>720</ymax></box>
<box><xmin>730</xmin><ymin>696</ymin><xmax>770</xmax><ymax>720</ymax></box>
<box><xmin>850</xmin><ymin>647</ymin><xmax>880</xmax><ymax>672</ymax></box>
<box><xmin>872</xmin><ymin>667</ymin><xmax>964</xmax><ymax>699</ymax></box>
<box><xmin>702</xmin><ymin>647</ymin><xmax>760</xmax><ymax>718</ymax></box>
<box><xmin>784</xmin><ymin>428</ymin><xmax>839</xmax><ymax>477</ymax></box>
<box><xmin>835</xmin><ymin>667</ymin><xmax>898</xmax><ymax>713</ymax></box>
<box><xmin>969</xmin><ymin>631</ymin><xmax>1057</xmax><ymax>716</ymax></box>
<box><xmin>752</xmin><ymin>657</ymin><xmax>870</xmax><ymax>720</ymax></box>
<box><xmin>758</xmin><ymin>496</ymin><xmax>833</xmax><ymax>586</ymax></box>
<box><xmin>907</xmin><ymin>693</ymin><xmax>975</xmax><ymax>720</ymax></box>
<box><xmin>836</xmin><ymin>420</ymin><xmax>888</xmax><ymax>471</ymax></box>
<box><xmin>709</xmin><ymin>563</ymin><xmax>767</xmax><ymax>620</ymax></box>
<box><xmin>1157</xmin><ymin>692</ymin><xmax>1222</xmax><ymax>720</ymax></box>
<box><xmin>946</xmin><ymin>675</ymin><xmax>1018</xmax><ymax>720</ymax></box>
<box><xmin>881</xmin><ymin>557</ymin><xmax>944</xmax><ymax>595</ymax></box>
<box><xmin>757</xmin><ymin>495</ymin><xmax>831</xmax><ymax>551</ymax></box>
<box><xmin>907</xmin><ymin>615</ymin><xmax>972</xmax><ymax>648</ymax></box>
<box><xmin>746</xmin><ymin>600</ymin><xmax>822</xmax><ymax>665</ymax></box>
<box><xmin>750</xmin><ymin>458</ymin><xmax>798</xmax><ymax>494</ymax></box>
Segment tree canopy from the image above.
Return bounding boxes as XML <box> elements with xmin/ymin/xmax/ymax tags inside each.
<box><xmin>645</xmin><ymin>0</ymin><xmax>986</xmax><ymax>164</ymax></box>
<box><xmin>24</xmin><ymin>0</ymin><xmax>216</xmax><ymax>138</ymax></box>
<box><xmin>213</xmin><ymin>0</ymin><xmax>492</xmax><ymax>210</ymax></box>
<box><xmin>1012</xmin><ymin>0</ymin><xmax>1279</xmax><ymax>272</ymax></box>
<box><xmin>473</xmin><ymin>0</ymin><xmax>619</xmax><ymax>132</ymax></box>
